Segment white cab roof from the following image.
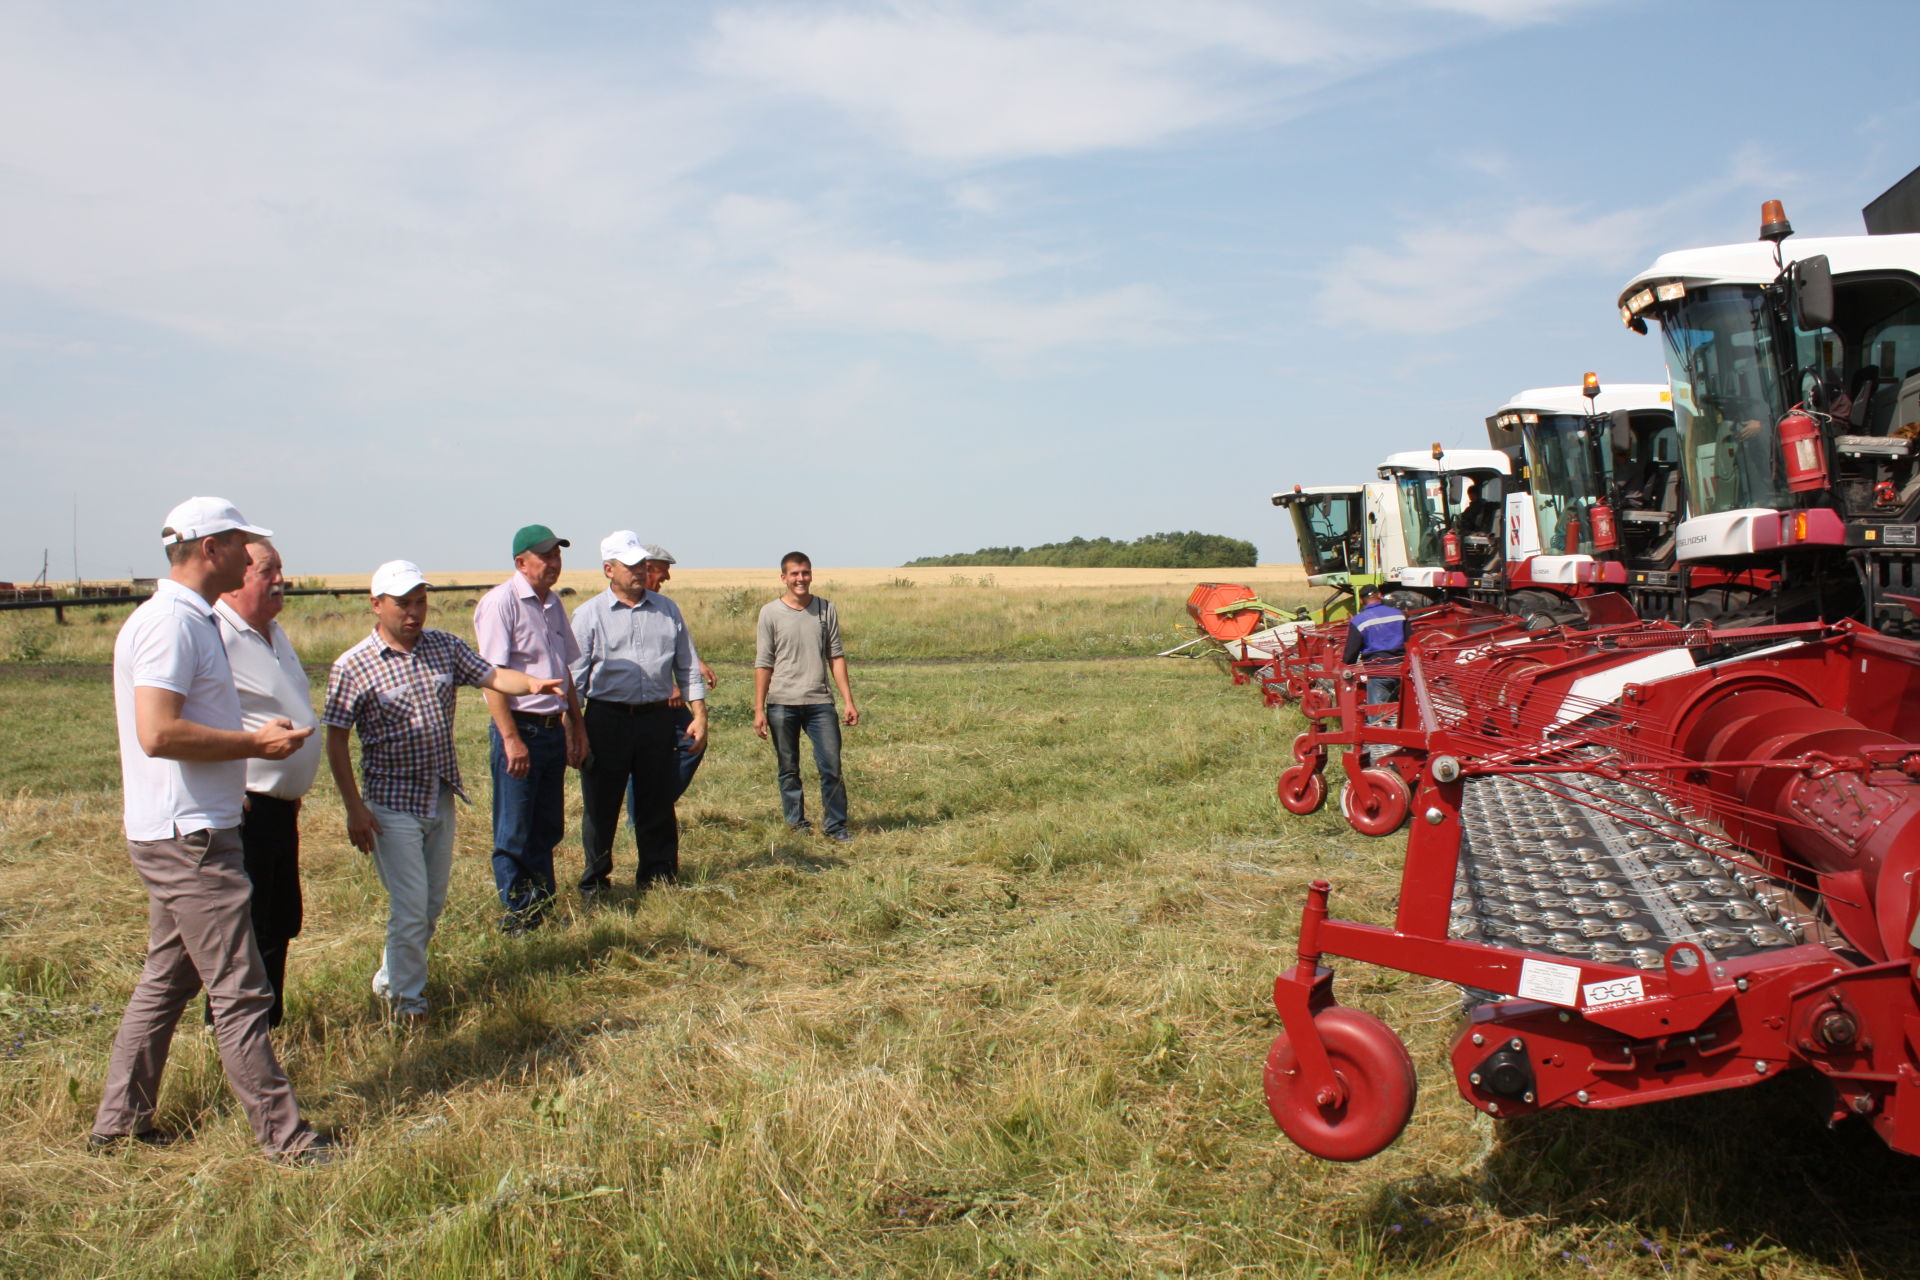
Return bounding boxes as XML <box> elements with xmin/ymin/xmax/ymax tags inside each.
<box><xmin>1378</xmin><ymin>447</ymin><xmax>1511</xmax><ymax>476</ymax></box>
<box><xmin>1497</xmin><ymin>383</ymin><xmax>1671</xmax><ymax>417</ymax></box>
<box><xmin>1619</xmin><ymin>233</ymin><xmax>1920</xmax><ymax>307</ymax></box>
<box><xmin>1273</xmin><ymin>484</ymin><xmax>1363</xmax><ymax>503</ymax></box>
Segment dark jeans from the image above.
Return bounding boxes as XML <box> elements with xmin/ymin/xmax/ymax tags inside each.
<box><xmin>626</xmin><ymin>704</ymin><xmax>704</xmax><ymax>812</ymax></box>
<box><xmin>489</xmin><ymin>719</ymin><xmax>567</xmax><ymax>922</ymax></box>
<box><xmin>580</xmin><ymin>700</ymin><xmax>679</xmax><ymax>891</ymax></box>
<box><xmin>1364</xmin><ymin>675</ymin><xmax>1400</xmax><ymax>723</ymax></box>
<box><xmin>766</xmin><ymin>703</ymin><xmax>847</xmax><ymax>835</ymax></box>
<box><xmin>213</xmin><ymin>793</ymin><xmax>302</xmax><ymax>1029</ymax></box>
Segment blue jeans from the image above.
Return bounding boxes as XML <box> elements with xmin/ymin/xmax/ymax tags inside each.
<box><xmin>767</xmin><ymin>703</ymin><xmax>847</xmax><ymax>835</ymax></box>
<box><xmin>489</xmin><ymin>720</ymin><xmax>566</xmax><ymax>921</ymax></box>
<box><xmin>368</xmin><ymin>787</ymin><xmax>456</xmax><ymax>1015</ymax></box>
<box><xmin>1365</xmin><ymin>675</ymin><xmax>1400</xmax><ymax>722</ymax></box>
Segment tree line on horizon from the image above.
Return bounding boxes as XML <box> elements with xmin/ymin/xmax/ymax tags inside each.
<box><xmin>905</xmin><ymin>530</ymin><xmax>1258</xmax><ymax>569</ymax></box>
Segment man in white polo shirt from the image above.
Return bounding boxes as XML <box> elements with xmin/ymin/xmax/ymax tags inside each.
<box><xmin>93</xmin><ymin>497</ymin><xmax>332</xmax><ymax>1164</ymax></box>
<box><xmin>213</xmin><ymin>537</ymin><xmax>321</xmax><ymax>1027</ymax></box>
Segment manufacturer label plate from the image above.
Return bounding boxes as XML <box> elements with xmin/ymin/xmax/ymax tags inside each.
<box><xmin>1582</xmin><ymin>975</ymin><xmax>1646</xmax><ymax>1008</ymax></box>
<box><xmin>1516</xmin><ymin>958</ymin><xmax>1582</xmax><ymax>1007</ymax></box>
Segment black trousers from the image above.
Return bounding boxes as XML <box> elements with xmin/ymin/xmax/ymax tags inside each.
<box><xmin>579</xmin><ymin>701</ymin><xmax>679</xmax><ymax>890</ymax></box>
<box><xmin>209</xmin><ymin>792</ymin><xmax>302</xmax><ymax>1029</ymax></box>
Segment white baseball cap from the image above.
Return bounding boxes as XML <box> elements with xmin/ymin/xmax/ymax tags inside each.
<box><xmin>370</xmin><ymin>560</ymin><xmax>430</xmax><ymax>598</ymax></box>
<box><xmin>638</xmin><ymin>542</ymin><xmax>676</xmax><ymax>564</ymax></box>
<box><xmin>161</xmin><ymin>496</ymin><xmax>271</xmax><ymax>544</ymax></box>
<box><xmin>599</xmin><ymin>530</ymin><xmax>646</xmax><ymax>566</ymax></box>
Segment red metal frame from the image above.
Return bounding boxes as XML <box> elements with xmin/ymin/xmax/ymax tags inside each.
<box><xmin>1265</xmin><ymin>618</ymin><xmax>1920</xmax><ymax>1159</ymax></box>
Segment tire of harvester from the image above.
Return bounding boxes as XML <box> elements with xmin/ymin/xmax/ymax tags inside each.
<box><xmin>1264</xmin><ymin>1006</ymin><xmax>1418</xmax><ymax>1162</ymax></box>
<box><xmin>1278</xmin><ymin>763</ymin><xmax>1328</xmax><ymax>814</ymax></box>
<box><xmin>1339</xmin><ymin>767</ymin><xmax>1411</xmax><ymax>836</ymax></box>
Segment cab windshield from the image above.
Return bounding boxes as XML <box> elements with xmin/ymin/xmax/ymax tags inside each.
<box><xmin>1523</xmin><ymin>414</ymin><xmax>1611</xmax><ymax>553</ymax></box>
<box><xmin>1288</xmin><ymin>493</ymin><xmax>1363</xmax><ymax>576</ymax></box>
<box><xmin>1653</xmin><ymin>284</ymin><xmax>1791</xmax><ymax>514</ymax></box>
<box><xmin>1393</xmin><ymin>473</ymin><xmax>1449</xmax><ymax>566</ymax></box>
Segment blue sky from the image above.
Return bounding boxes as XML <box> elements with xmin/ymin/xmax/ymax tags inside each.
<box><xmin>3</xmin><ymin>0</ymin><xmax>1916</xmax><ymax>578</ymax></box>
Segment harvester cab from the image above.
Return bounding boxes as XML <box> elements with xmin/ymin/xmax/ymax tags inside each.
<box><xmin>1487</xmin><ymin>379</ymin><xmax>1678</xmax><ymax>623</ymax></box>
<box><xmin>1619</xmin><ymin>200</ymin><xmax>1920</xmax><ymax>633</ymax></box>
<box><xmin>1271</xmin><ymin>482</ymin><xmax>1404</xmax><ymax>623</ymax></box>
<box><xmin>1375</xmin><ymin>446</ymin><xmax>1512</xmax><ymax>609</ymax></box>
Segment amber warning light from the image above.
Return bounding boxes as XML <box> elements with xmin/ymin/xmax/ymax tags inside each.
<box><xmin>1760</xmin><ymin>199</ymin><xmax>1793</xmax><ymax>243</ymax></box>
<box><xmin>1583</xmin><ymin>372</ymin><xmax>1601</xmax><ymax>400</ymax></box>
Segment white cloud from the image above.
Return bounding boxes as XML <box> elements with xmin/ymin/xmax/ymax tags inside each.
<box><xmin>1317</xmin><ymin>203</ymin><xmax>1655</xmax><ymax>335</ymax></box>
<box><xmin>1316</xmin><ymin>153</ymin><xmax>1797</xmax><ymax>336</ymax></box>
<box><xmin>950</xmin><ymin>182</ymin><xmax>1002</xmax><ymax>215</ymax></box>
<box><xmin>1398</xmin><ymin>0</ymin><xmax>1604</xmax><ymax>20</ymax></box>
<box><xmin>703</xmin><ymin>0</ymin><xmax>1470</xmax><ymax>163</ymax></box>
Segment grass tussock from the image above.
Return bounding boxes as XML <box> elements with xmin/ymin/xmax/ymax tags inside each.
<box><xmin>3</xmin><ymin>585</ymin><xmax>1917</xmax><ymax>1277</ymax></box>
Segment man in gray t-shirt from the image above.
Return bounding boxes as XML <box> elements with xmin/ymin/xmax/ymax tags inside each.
<box><xmin>752</xmin><ymin>551</ymin><xmax>859</xmax><ymax>841</ymax></box>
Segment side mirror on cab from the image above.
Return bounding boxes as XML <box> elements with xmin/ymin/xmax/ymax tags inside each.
<box><xmin>1793</xmin><ymin>255</ymin><xmax>1834</xmax><ymax>331</ymax></box>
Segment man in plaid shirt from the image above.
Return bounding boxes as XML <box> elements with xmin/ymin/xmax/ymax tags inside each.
<box><xmin>322</xmin><ymin>561</ymin><xmax>564</xmax><ymax>1023</ymax></box>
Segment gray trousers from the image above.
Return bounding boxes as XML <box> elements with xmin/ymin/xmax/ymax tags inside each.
<box><xmin>93</xmin><ymin>825</ymin><xmax>312</xmax><ymax>1155</ymax></box>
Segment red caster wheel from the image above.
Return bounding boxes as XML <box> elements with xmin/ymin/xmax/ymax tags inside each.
<box><xmin>1264</xmin><ymin>1006</ymin><xmax>1417</xmax><ymax>1161</ymax></box>
<box><xmin>1277</xmin><ymin>763</ymin><xmax>1327</xmax><ymax>815</ymax></box>
<box><xmin>1289</xmin><ymin>731</ymin><xmax>1320</xmax><ymax>763</ymax></box>
<box><xmin>1339</xmin><ymin>768</ymin><xmax>1411</xmax><ymax>837</ymax></box>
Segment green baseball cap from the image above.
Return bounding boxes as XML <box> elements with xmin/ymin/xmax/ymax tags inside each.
<box><xmin>512</xmin><ymin>524</ymin><xmax>570</xmax><ymax>557</ymax></box>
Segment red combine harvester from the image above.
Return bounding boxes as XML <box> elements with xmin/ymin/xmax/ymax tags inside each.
<box><xmin>1262</xmin><ymin>611</ymin><xmax>1920</xmax><ymax>1161</ymax></box>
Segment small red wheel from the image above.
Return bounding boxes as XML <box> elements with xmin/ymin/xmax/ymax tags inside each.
<box><xmin>1277</xmin><ymin>763</ymin><xmax>1327</xmax><ymax>815</ymax></box>
<box><xmin>1339</xmin><ymin>768</ymin><xmax>1411</xmax><ymax>837</ymax></box>
<box><xmin>1264</xmin><ymin>1006</ymin><xmax>1417</xmax><ymax>1161</ymax></box>
<box><xmin>1290</xmin><ymin>731</ymin><xmax>1316</xmax><ymax>763</ymax></box>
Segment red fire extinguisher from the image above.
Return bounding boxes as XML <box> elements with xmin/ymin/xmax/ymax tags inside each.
<box><xmin>1564</xmin><ymin>515</ymin><xmax>1581</xmax><ymax>553</ymax></box>
<box><xmin>1778</xmin><ymin>410</ymin><xmax>1828</xmax><ymax>494</ymax></box>
<box><xmin>1589</xmin><ymin>502</ymin><xmax>1618</xmax><ymax>551</ymax></box>
<box><xmin>1443</xmin><ymin>530</ymin><xmax>1462</xmax><ymax>566</ymax></box>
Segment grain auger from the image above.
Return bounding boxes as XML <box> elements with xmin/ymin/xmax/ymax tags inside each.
<box><xmin>1263</xmin><ymin>614</ymin><xmax>1920</xmax><ymax>1161</ymax></box>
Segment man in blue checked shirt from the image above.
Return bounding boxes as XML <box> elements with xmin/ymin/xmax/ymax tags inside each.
<box><xmin>322</xmin><ymin>561</ymin><xmax>565</xmax><ymax>1025</ymax></box>
<box><xmin>570</xmin><ymin>531</ymin><xmax>708</xmax><ymax>898</ymax></box>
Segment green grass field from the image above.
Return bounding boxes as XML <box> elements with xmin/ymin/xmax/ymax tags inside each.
<box><xmin>2</xmin><ymin>582</ymin><xmax>1917</xmax><ymax>1278</ymax></box>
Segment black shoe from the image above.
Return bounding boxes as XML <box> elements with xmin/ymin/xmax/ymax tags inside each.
<box><xmin>827</xmin><ymin>828</ymin><xmax>853</xmax><ymax>843</ymax></box>
<box><xmin>788</xmin><ymin>821</ymin><xmax>813</xmax><ymax>834</ymax></box>
<box><xmin>87</xmin><ymin>1128</ymin><xmax>178</xmax><ymax>1153</ymax></box>
<box><xmin>279</xmin><ymin>1136</ymin><xmax>346</xmax><ymax>1168</ymax></box>
<box><xmin>498</xmin><ymin>912</ymin><xmax>530</xmax><ymax>937</ymax></box>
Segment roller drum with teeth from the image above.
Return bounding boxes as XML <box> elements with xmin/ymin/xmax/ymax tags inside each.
<box><xmin>1450</xmin><ymin>774</ymin><xmax>1801</xmax><ymax>969</ymax></box>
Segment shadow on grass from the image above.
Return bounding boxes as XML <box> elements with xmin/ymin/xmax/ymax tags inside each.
<box><xmin>705</xmin><ymin>842</ymin><xmax>847</xmax><ymax>877</ymax></box>
<box><xmin>854</xmin><ymin>807</ymin><xmax>956</xmax><ymax>832</ymax></box>
<box><xmin>1346</xmin><ymin>1074</ymin><xmax>1920</xmax><ymax>1274</ymax></box>
<box><xmin>337</xmin><ymin>924</ymin><xmax>756</xmax><ymax>1112</ymax></box>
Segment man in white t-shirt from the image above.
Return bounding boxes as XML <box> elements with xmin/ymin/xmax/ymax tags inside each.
<box><xmin>92</xmin><ymin>498</ymin><xmax>333</xmax><ymax>1165</ymax></box>
<box><xmin>213</xmin><ymin>538</ymin><xmax>321</xmax><ymax>1027</ymax></box>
